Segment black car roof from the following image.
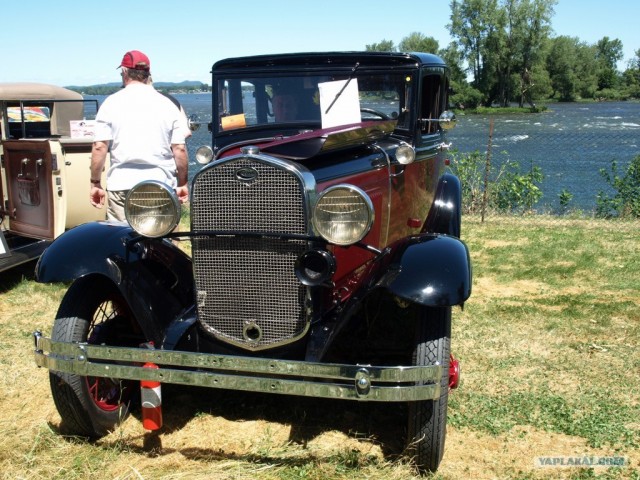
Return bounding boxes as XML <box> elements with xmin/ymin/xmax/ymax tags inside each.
<box><xmin>212</xmin><ymin>51</ymin><xmax>446</xmax><ymax>73</ymax></box>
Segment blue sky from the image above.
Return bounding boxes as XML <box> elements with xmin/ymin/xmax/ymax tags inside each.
<box><xmin>2</xmin><ymin>0</ymin><xmax>637</xmax><ymax>86</ymax></box>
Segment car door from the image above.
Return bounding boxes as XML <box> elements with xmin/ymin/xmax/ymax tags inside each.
<box><xmin>2</xmin><ymin>140</ymin><xmax>55</xmax><ymax>239</ymax></box>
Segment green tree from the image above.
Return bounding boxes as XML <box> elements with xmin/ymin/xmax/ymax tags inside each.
<box><xmin>546</xmin><ymin>36</ymin><xmax>597</xmax><ymax>101</ymax></box>
<box><xmin>450</xmin><ymin>0</ymin><xmax>555</xmax><ymax>107</ymax></box>
<box><xmin>595</xmin><ymin>36</ymin><xmax>624</xmax><ymax>90</ymax></box>
<box><xmin>510</xmin><ymin>0</ymin><xmax>556</xmax><ymax>107</ymax></box>
<box><xmin>526</xmin><ymin>60</ymin><xmax>553</xmax><ymax>101</ymax></box>
<box><xmin>365</xmin><ymin>39</ymin><xmax>396</xmax><ymax>52</ymax></box>
<box><xmin>575</xmin><ymin>43</ymin><xmax>599</xmax><ymax>98</ymax></box>
<box><xmin>398</xmin><ymin>32</ymin><xmax>440</xmax><ymax>54</ymax></box>
<box><xmin>449</xmin><ymin>0</ymin><xmax>501</xmax><ymax>99</ymax></box>
<box><xmin>439</xmin><ymin>42</ymin><xmax>485</xmax><ymax>109</ymax></box>
<box><xmin>440</xmin><ymin>42</ymin><xmax>467</xmax><ymax>85</ymax></box>
<box><xmin>621</xmin><ymin>49</ymin><xmax>640</xmax><ymax>98</ymax></box>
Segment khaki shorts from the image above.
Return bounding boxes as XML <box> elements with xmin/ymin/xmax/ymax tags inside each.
<box><xmin>107</xmin><ymin>190</ymin><xmax>129</xmax><ymax>222</ymax></box>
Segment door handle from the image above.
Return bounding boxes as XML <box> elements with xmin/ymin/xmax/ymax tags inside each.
<box><xmin>18</xmin><ymin>157</ymin><xmax>44</xmax><ymax>179</ymax></box>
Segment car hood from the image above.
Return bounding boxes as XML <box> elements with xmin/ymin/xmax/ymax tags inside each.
<box><xmin>239</xmin><ymin>120</ymin><xmax>397</xmax><ymax>161</ymax></box>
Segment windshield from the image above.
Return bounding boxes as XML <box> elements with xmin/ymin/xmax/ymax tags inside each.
<box><xmin>215</xmin><ymin>72</ymin><xmax>412</xmax><ymax>134</ymax></box>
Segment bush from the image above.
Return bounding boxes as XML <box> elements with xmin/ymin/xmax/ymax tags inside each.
<box><xmin>596</xmin><ymin>88</ymin><xmax>627</xmax><ymax>101</ymax></box>
<box><xmin>449</xmin><ymin>150</ymin><xmax>486</xmax><ymax>214</ymax></box>
<box><xmin>449</xmin><ymin>150</ymin><xmax>544</xmax><ymax>215</ymax></box>
<box><xmin>450</xmin><ymin>83</ymin><xmax>484</xmax><ymax>110</ymax></box>
<box><xmin>596</xmin><ymin>155</ymin><xmax>640</xmax><ymax>218</ymax></box>
<box><xmin>493</xmin><ymin>164</ymin><xmax>544</xmax><ymax>213</ymax></box>
<box><xmin>558</xmin><ymin>189</ymin><xmax>574</xmax><ymax>213</ymax></box>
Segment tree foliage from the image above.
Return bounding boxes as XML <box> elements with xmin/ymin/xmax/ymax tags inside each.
<box><xmin>596</xmin><ymin>37</ymin><xmax>624</xmax><ymax>90</ymax></box>
<box><xmin>596</xmin><ymin>155</ymin><xmax>640</xmax><ymax>218</ymax></box>
<box><xmin>67</xmin><ymin>82</ymin><xmax>209</xmax><ymax>96</ymax></box>
<box><xmin>365</xmin><ymin>39</ymin><xmax>396</xmax><ymax>52</ymax></box>
<box><xmin>448</xmin><ymin>149</ymin><xmax>545</xmax><ymax>214</ymax></box>
<box><xmin>448</xmin><ymin>0</ymin><xmax>556</xmax><ymax>106</ymax></box>
<box><xmin>545</xmin><ymin>36</ymin><xmax>602</xmax><ymax>101</ymax></box>
<box><xmin>362</xmin><ymin>0</ymin><xmax>637</xmax><ymax>106</ymax></box>
<box><xmin>398</xmin><ymin>32</ymin><xmax>440</xmax><ymax>53</ymax></box>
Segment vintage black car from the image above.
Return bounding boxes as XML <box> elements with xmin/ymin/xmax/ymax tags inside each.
<box><xmin>33</xmin><ymin>52</ymin><xmax>471</xmax><ymax>473</ymax></box>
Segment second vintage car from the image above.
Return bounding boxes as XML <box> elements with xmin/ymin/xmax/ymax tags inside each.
<box><xmin>0</xmin><ymin>82</ymin><xmax>106</xmax><ymax>272</ymax></box>
<box><xmin>32</xmin><ymin>52</ymin><xmax>471</xmax><ymax>474</ymax></box>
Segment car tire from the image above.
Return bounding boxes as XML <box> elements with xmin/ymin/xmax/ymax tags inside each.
<box><xmin>406</xmin><ymin>306</ymin><xmax>451</xmax><ymax>473</ymax></box>
<box><xmin>49</xmin><ymin>276</ymin><xmax>137</xmax><ymax>438</ymax></box>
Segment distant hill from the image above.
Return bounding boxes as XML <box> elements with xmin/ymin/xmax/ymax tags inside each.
<box><xmin>65</xmin><ymin>81</ymin><xmax>210</xmax><ymax>95</ymax></box>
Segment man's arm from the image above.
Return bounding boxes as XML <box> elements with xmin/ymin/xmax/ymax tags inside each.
<box><xmin>89</xmin><ymin>140</ymin><xmax>109</xmax><ymax>208</ymax></box>
<box><xmin>172</xmin><ymin>143</ymin><xmax>189</xmax><ymax>203</ymax></box>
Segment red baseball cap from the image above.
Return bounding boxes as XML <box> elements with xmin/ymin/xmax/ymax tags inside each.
<box><xmin>118</xmin><ymin>50</ymin><xmax>151</xmax><ymax>70</ymax></box>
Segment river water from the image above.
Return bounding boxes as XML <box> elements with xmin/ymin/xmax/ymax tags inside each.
<box><xmin>90</xmin><ymin>94</ymin><xmax>640</xmax><ymax>212</ymax></box>
<box><xmin>447</xmin><ymin>102</ymin><xmax>640</xmax><ymax>212</ymax></box>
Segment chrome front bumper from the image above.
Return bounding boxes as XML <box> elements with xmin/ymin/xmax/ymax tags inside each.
<box><xmin>33</xmin><ymin>332</ymin><xmax>442</xmax><ymax>402</ymax></box>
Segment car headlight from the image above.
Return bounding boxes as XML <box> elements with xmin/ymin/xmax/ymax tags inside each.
<box><xmin>125</xmin><ymin>181</ymin><xmax>181</xmax><ymax>238</ymax></box>
<box><xmin>313</xmin><ymin>185</ymin><xmax>374</xmax><ymax>246</ymax></box>
<box><xmin>396</xmin><ymin>143</ymin><xmax>416</xmax><ymax>165</ymax></box>
<box><xmin>195</xmin><ymin>145</ymin><xmax>214</xmax><ymax>165</ymax></box>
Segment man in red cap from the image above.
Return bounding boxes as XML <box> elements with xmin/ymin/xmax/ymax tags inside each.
<box><xmin>89</xmin><ymin>50</ymin><xmax>188</xmax><ymax>221</ymax></box>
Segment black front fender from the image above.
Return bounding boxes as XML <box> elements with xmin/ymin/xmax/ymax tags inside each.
<box><xmin>369</xmin><ymin>233</ymin><xmax>471</xmax><ymax>307</ymax></box>
<box><xmin>36</xmin><ymin>221</ymin><xmax>195</xmax><ymax>345</ymax></box>
<box><xmin>35</xmin><ymin>222</ymin><xmax>138</xmax><ymax>284</ymax></box>
<box><xmin>423</xmin><ymin>173</ymin><xmax>462</xmax><ymax>237</ymax></box>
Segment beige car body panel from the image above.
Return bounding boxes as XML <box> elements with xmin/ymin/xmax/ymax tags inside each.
<box><xmin>0</xmin><ymin>83</ymin><xmax>108</xmax><ymax>270</ymax></box>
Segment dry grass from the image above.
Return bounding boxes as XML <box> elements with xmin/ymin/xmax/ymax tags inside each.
<box><xmin>0</xmin><ymin>216</ymin><xmax>638</xmax><ymax>479</ymax></box>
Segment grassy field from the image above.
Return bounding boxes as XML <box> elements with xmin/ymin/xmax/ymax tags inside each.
<box><xmin>0</xmin><ymin>217</ymin><xmax>638</xmax><ymax>479</ymax></box>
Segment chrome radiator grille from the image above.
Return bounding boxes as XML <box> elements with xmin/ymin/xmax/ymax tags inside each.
<box><xmin>191</xmin><ymin>157</ymin><xmax>309</xmax><ymax>350</ymax></box>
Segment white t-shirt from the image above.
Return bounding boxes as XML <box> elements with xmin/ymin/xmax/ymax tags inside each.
<box><xmin>94</xmin><ymin>83</ymin><xmax>186</xmax><ymax>190</ymax></box>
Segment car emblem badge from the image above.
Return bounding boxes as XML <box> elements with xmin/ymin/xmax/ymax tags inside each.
<box><xmin>235</xmin><ymin>167</ymin><xmax>259</xmax><ymax>183</ymax></box>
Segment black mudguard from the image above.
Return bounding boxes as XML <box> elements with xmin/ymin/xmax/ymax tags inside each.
<box><xmin>314</xmin><ymin>232</ymin><xmax>471</xmax><ymax>362</ymax></box>
<box><xmin>423</xmin><ymin>173</ymin><xmax>462</xmax><ymax>237</ymax></box>
<box><xmin>35</xmin><ymin>221</ymin><xmax>195</xmax><ymax>345</ymax></box>
<box><xmin>35</xmin><ymin>222</ymin><xmax>137</xmax><ymax>283</ymax></box>
<box><xmin>366</xmin><ymin>233</ymin><xmax>471</xmax><ymax>307</ymax></box>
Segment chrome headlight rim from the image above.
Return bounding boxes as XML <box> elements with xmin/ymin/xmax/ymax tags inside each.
<box><xmin>124</xmin><ymin>180</ymin><xmax>181</xmax><ymax>238</ymax></box>
<box><xmin>312</xmin><ymin>184</ymin><xmax>374</xmax><ymax>246</ymax></box>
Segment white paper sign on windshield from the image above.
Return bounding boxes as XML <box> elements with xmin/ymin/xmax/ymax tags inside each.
<box><xmin>319</xmin><ymin>79</ymin><xmax>361</xmax><ymax>129</ymax></box>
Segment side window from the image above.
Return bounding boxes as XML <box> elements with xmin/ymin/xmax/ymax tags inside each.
<box><xmin>358</xmin><ymin>73</ymin><xmax>411</xmax><ymax>130</ymax></box>
<box><xmin>7</xmin><ymin>105</ymin><xmax>51</xmax><ymax>138</ymax></box>
<box><xmin>420</xmin><ymin>72</ymin><xmax>444</xmax><ymax>135</ymax></box>
<box><xmin>218</xmin><ymin>80</ymin><xmax>258</xmax><ymax>131</ymax></box>
<box><xmin>241</xmin><ymin>83</ymin><xmax>257</xmax><ymax>125</ymax></box>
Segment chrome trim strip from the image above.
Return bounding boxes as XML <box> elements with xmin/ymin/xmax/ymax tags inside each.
<box><xmin>34</xmin><ymin>333</ymin><xmax>442</xmax><ymax>402</ymax></box>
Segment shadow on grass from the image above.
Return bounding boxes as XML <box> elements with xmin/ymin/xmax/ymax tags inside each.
<box><xmin>50</xmin><ymin>384</ymin><xmax>411</xmax><ymax>465</ymax></box>
<box><xmin>161</xmin><ymin>385</ymin><xmax>407</xmax><ymax>460</ymax></box>
<box><xmin>0</xmin><ymin>259</ymin><xmax>37</xmax><ymax>292</ymax></box>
